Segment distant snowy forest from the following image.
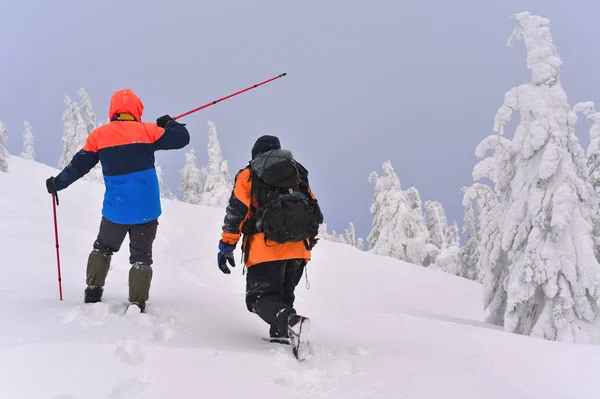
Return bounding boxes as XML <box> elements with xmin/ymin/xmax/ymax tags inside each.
<box><xmin>1</xmin><ymin>12</ymin><xmax>600</xmax><ymax>344</ymax></box>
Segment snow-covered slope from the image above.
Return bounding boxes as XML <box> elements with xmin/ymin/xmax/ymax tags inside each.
<box><xmin>0</xmin><ymin>156</ymin><xmax>599</xmax><ymax>399</ymax></box>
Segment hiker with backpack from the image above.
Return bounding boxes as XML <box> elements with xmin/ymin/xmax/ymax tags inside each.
<box><xmin>217</xmin><ymin>135</ymin><xmax>323</xmax><ymax>359</ymax></box>
<box><xmin>46</xmin><ymin>88</ymin><xmax>190</xmax><ymax>312</ymax></box>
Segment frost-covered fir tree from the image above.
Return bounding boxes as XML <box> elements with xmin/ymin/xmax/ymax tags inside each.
<box><xmin>459</xmin><ymin>188</ymin><xmax>481</xmax><ymax>281</ymax></box>
<box><xmin>446</xmin><ymin>221</ymin><xmax>460</xmax><ymax>247</ymax></box>
<box><xmin>77</xmin><ymin>88</ymin><xmax>96</xmax><ymax>134</ymax></box>
<box><xmin>58</xmin><ymin>96</ymin><xmax>88</xmax><ymax>169</ymax></box>
<box><xmin>367</xmin><ymin>161</ymin><xmax>432</xmax><ymax>265</ymax></box>
<box><xmin>344</xmin><ymin>222</ymin><xmax>357</xmax><ymax>247</ymax></box>
<box><xmin>179</xmin><ymin>149</ymin><xmax>203</xmax><ymax>204</ymax></box>
<box><xmin>200</xmin><ymin>121</ymin><xmax>233</xmax><ymax>207</ymax></box>
<box><xmin>21</xmin><ymin>121</ymin><xmax>35</xmax><ymax>160</ymax></box>
<box><xmin>0</xmin><ymin>120</ymin><xmax>9</xmax><ymax>172</ymax></box>
<box><xmin>425</xmin><ymin>201</ymin><xmax>450</xmax><ymax>249</ymax></box>
<box><xmin>474</xmin><ymin>12</ymin><xmax>600</xmax><ymax>343</ymax></box>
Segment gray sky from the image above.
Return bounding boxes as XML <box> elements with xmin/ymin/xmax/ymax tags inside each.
<box><xmin>1</xmin><ymin>0</ymin><xmax>598</xmax><ymax>242</ymax></box>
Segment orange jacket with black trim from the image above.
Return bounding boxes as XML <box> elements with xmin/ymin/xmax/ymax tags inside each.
<box><xmin>221</xmin><ymin>166</ymin><xmax>319</xmax><ymax>268</ymax></box>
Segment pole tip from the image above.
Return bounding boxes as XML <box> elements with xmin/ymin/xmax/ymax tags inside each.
<box><xmin>280</xmin><ymin>73</ymin><xmax>287</xmax><ymax>77</ymax></box>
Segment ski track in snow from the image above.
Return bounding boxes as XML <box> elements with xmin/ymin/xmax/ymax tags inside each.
<box><xmin>2</xmin><ymin>157</ymin><xmax>600</xmax><ymax>398</ymax></box>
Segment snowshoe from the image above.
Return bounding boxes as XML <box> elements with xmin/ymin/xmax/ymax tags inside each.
<box><xmin>287</xmin><ymin>314</ymin><xmax>311</xmax><ymax>361</ymax></box>
<box><xmin>84</xmin><ymin>286</ymin><xmax>103</xmax><ymax>303</ymax></box>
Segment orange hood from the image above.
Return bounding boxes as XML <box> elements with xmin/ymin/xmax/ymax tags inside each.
<box><xmin>109</xmin><ymin>89</ymin><xmax>144</xmax><ymax>121</ymax></box>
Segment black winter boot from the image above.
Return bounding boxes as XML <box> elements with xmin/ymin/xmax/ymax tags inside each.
<box><xmin>84</xmin><ymin>286</ymin><xmax>103</xmax><ymax>303</ymax></box>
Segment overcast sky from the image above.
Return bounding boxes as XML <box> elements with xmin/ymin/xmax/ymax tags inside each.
<box><xmin>1</xmin><ymin>0</ymin><xmax>598</xmax><ymax>241</ymax></box>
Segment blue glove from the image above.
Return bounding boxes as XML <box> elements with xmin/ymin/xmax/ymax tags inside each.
<box><xmin>217</xmin><ymin>240</ymin><xmax>236</xmax><ymax>274</ymax></box>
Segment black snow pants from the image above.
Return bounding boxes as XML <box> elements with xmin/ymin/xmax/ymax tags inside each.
<box><xmin>93</xmin><ymin>217</ymin><xmax>158</xmax><ymax>265</ymax></box>
<box><xmin>245</xmin><ymin>259</ymin><xmax>306</xmax><ymax>338</ymax></box>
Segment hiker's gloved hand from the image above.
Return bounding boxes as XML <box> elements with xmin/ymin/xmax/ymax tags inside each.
<box><xmin>46</xmin><ymin>177</ymin><xmax>57</xmax><ymax>195</ymax></box>
<box><xmin>308</xmin><ymin>237</ymin><xmax>319</xmax><ymax>250</ymax></box>
<box><xmin>156</xmin><ymin>114</ymin><xmax>173</xmax><ymax>128</ymax></box>
<box><xmin>217</xmin><ymin>240</ymin><xmax>236</xmax><ymax>274</ymax></box>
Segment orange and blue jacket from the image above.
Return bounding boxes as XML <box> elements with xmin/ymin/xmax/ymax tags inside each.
<box><xmin>221</xmin><ymin>167</ymin><xmax>317</xmax><ymax>267</ymax></box>
<box><xmin>53</xmin><ymin>89</ymin><xmax>190</xmax><ymax>225</ymax></box>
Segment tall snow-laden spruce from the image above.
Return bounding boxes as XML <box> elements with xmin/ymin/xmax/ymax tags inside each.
<box><xmin>21</xmin><ymin>121</ymin><xmax>35</xmax><ymax>160</ymax></box>
<box><xmin>459</xmin><ymin>187</ymin><xmax>481</xmax><ymax>281</ymax></box>
<box><xmin>77</xmin><ymin>88</ymin><xmax>96</xmax><ymax>135</ymax></box>
<box><xmin>0</xmin><ymin>120</ymin><xmax>9</xmax><ymax>172</ymax></box>
<box><xmin>345</xmin><ymin>222</ymin><xmax>357</xmax><ymax>247</ymax></box>
<box><xmin>180</xmin><ymin>148</ymin><xmax>203</xmax><ymax>204</ymax></box>
<box><xmin>59</xmin><ymin>96</ymin><xmax>88</xmax><ymax>169</ymax></box>
<box><xmin>425</xmin><ymin>201</ymin><xmax>450</xmax><ymax>249</ymax></box>
<box><xmin>200</xmin><ymin>121</ymin><xmax>232</xmax><ymax>207</ymax></box>
<box><xmin>446</xmin><ymin>222</ymin><xmax>460</xmax><ymax>247</ymax></box>
<box><xmin>475</xmin><ymin>12</ymin><xmax>600</xmax><ymax>343</ymax></box>
<box><xmin>367</xmin><ymin>161</ymin><xmax>432</xmax><ymax>265</ymax></box>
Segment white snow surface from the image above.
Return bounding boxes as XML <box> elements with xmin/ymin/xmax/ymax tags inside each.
<box><xmin>1</xmin><ymin>156</ymin><xmax>599</xmax><ymax>398</ymax></box>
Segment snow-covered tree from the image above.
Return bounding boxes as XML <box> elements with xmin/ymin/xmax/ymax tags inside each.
<box><xmin>425</xmin><ymin>201</ymin><xmax>449</xmax><ymax>249</ymax></box>
<box><xmin>459</xmin><ymin>188</ymin><xmax>481</xmax><ymax>281</ymax></box>
<box><xmin>344</xmin><ymin>222</ymin><xmax>357</xmax><ymax>247</ymax></box>
<box><xmin>573</xmin><ymin>101</ymin><xmax>600</xmax><ymax>261</ymax></box>
<box><xmin>474</xmin><ymin>12</ymin><xmax>600</xmax><ymax>343</ymax></box>
<box><xmin>446</xmin><ymin>221</ymin><xmax>460</xmax><ymax>247</ymax></box>
<box><xmin>21</xmin><ymin>121</ymin><xmax>35</xmax><ymax>160</ymax></box>
<box><xmin>59</xmin><ymin>96</ymin><xmax>88</xmax><ymax>169</ymax></box>
<box><xmin>200</xmin><ymin>121</ymin><xmax>233</xmax><ymax>207</ymax></box>
<box><xmin>367</xmin><ymin>161</ymin><xmax>432</xmax><ymax>265</ymax></box>
<box><xmin>77</xmin><ymin>88</ymin><xmax>96</xmax><ymax>134</ymax></box>
<box><xmin>0</xmin><ymin>120</ymin><xmax>9</xmax><ymax>172</ymax></box>
<box><xmin>179</xmin><ymin>148</ymin><xmax>203</xmax><ymax>204</ymax></box>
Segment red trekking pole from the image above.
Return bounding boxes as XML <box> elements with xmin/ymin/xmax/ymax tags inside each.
<box><xmin>173</xmin><ymin>73</ymin><xmax>287</xmax><ymax>120</ymax></box>
<box><xmin>51</xmin><ymin>193</ymin><xmax>63</xmax><ymax>300</ymax></box>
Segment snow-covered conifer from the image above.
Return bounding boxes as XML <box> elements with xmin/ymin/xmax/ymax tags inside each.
<box><xmin>344</xmin><ymin>222</ymin><xmax>357</xmax><ymax>247</ymax></box>
<box><xmin>21</xmin><ymin>121</ymin><xmax>35</xmax><ymax>160</ymax></box>
<box><xmin>0</xmin><ymin>120</ymin><xmax>9</xmax><ymax>172</ymax></box>
<box><xmin>180</xmin><ymin>149</ymin><xmax>203</xmax><ymax>204</ymax></box>
<box><xmin>474</xmin><ymin>12</ymin><xmax>600</xmax><ymax>343</ymax></box>
<box><xmin>425</xmin><ymin>201</ymin><xmax>449</xmax><ymax>249</ymax></box>
<box><xmin>459</xmin><ymin>188</ymin><xmax>480</xmax><ymax>281</ymax></box>
<box><xmin>59</xmin><ymin>96</ymin><xmax>88</xmax><ymax>169</ymax></box>
<box><xmin>200</xmin><ymin>121</ymin><xmax>233</xmax><ymax>207</ymax></box>
<box><xmin>367</xmin><ymin>161</ymin><xmax>431</xmax><ymax>265</ymax></box>
<box><xmin>446</xmin><ymin>221</ymin><xmax>460</xmax><ymax>248</ymax></box>
<box><xmin>77</xmin><ymin>88</ymin><xmax>96</xmax><ymax>134</ymax></box>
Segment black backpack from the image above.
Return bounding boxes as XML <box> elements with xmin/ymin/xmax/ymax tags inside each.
<box><xmin>242</xmin><ymin>149</ymin><xmax>323</xmax><ymax>244</ymax></box>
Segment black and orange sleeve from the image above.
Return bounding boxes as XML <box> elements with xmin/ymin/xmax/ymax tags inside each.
<box><xmin>221</xmin><ymin>168</ymin><xmax>252</xmax><ymax>245</ymax></box>
<box><xmin>53</xmin><ymin>133</ymin><xmax>100</xmax><ymax>191</ymax></box>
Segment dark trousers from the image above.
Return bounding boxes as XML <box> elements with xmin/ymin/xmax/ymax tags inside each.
<box><xmin>93</xmin><ymin>217</ymin><xmax>158</xmax><ymax>265</ymax></box>
<box><xmin>245</xmin><ymin>259</ymin><xmax>306</xmax><ymax>337</ymax></box>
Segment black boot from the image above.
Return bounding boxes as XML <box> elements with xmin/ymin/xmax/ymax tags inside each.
<box><xmin>84</xmin><ymin>286</ymin><xmax>104</xmax><ymax>303</ymax></box>
<box><xmin>269</xmin><ymin>323</ymin><xmax>290</xmax><ymax>345</ymax></box>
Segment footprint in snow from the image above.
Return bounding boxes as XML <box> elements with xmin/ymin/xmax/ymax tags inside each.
<box><xmin>108</xmin><ymin>375</ymin><xmax>150</xmax><ymax>399</ymax></box>
<box><xmin>114</xmin><ymin>339</ymin><xmax>146</xmax><ymax>365</ymax></box>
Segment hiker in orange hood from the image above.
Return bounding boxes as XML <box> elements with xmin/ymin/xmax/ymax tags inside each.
<box><xmin>218</xmin><ymin>135</ymin><xmax>323</xmax><ymax>351</ymax></box>
<box><xmin>46</xmin><ymin>88</ymin><xmax>190</xmax><ymax>312</ymax></box>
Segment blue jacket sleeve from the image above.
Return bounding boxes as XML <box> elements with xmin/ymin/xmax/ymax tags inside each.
<box><xmin>154</xmin><ymin>120</ymin><xmax>190</xmax><ymax>151</ymax></box>
<box><xmin>53</xmin><ymin>149</ymin><xmax>99</xmax><ymax>191</ymax></box>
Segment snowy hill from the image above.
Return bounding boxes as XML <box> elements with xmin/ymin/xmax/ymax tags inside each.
<box><xmin>0</xmin><ymin>156</ymin><xmax>599</xmax><ymax>399</ymax></box>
